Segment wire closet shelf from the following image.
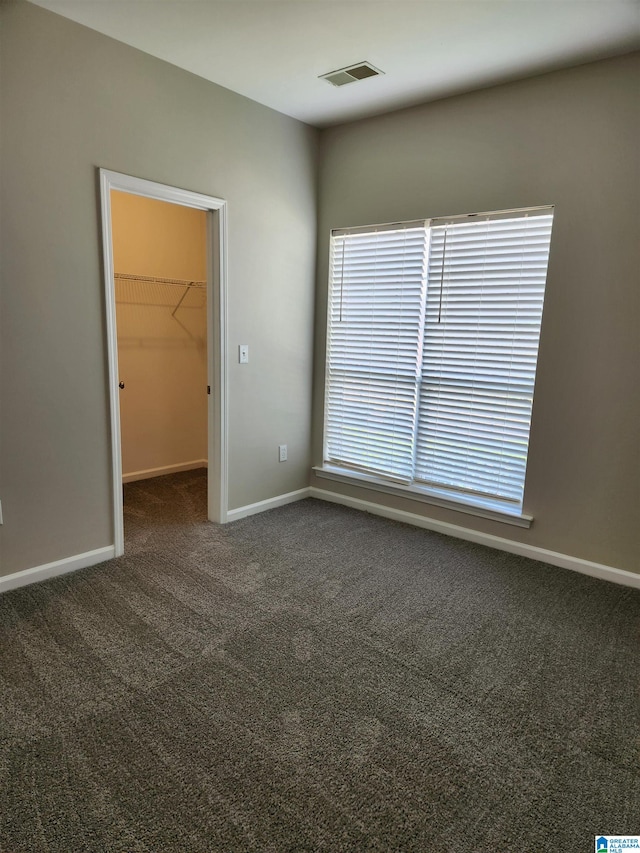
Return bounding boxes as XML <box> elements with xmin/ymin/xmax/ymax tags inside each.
<box><xmin>114</xmin><ymin>272</ymin><xmax>206</xmax><ymax>316</ymax></box>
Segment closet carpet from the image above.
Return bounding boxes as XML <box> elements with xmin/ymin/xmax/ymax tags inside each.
<box><xmin>1</xmin><ymin>470</ymin><xmax>638</xmax><ymax>852</ymax></box>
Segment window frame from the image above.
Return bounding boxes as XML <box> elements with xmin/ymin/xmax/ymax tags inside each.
<box><xmin>320</xmin><ymin>205</ymin><xmax>554</xmax><ymax>526</ymax></box>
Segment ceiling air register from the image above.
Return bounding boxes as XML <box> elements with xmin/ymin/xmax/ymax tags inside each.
<box><xmin>320</xmin><ymin>62</ymin><xmax>383</xmax><ymax>87</ymax></box>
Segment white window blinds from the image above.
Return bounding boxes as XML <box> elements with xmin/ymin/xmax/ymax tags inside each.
<box><xmin>323</xmin><ymin>207</ymin><xmax>553</xmax><ymax>513</ymax></box>
<box><xmin>325</xmin><ymin>225</ymin><xmax>427</xmax><ymax>482</ymax></box>
<box><xmin>414</xmin><ymin>212</ymin><xmax>554</xmax><ymax>505</ymax></box>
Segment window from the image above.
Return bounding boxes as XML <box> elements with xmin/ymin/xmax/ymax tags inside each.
<box><xmin>322</xmin><ymin>206</ymin><xmax>554</xmax><ymax>519</ymax></box>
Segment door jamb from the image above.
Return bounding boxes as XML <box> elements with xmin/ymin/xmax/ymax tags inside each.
<box><xmin>99</xmin><ymin>169</ymin><xmax>228</xmax><ymax>556</ymax></box>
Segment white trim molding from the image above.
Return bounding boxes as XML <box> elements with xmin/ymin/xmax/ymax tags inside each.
<box><xmin>99</xmin><ymin>169</ymin><xmax>229</xmax><ymax>557</ymax></box>
<box><xmin>309</xmin><ymin>487</ymin><xmax>640</xmax><ymax>590</ymax></box>
<box><xmin>313</xmin><ymin>465</ymin><xmax>532</xmax><ymax>528</ymax></box>
<box><xmin>227</xmin><ymin>488</ymin><xmax>311</xmax><ymax>522</ymax></box>
<box><xmin>122</xmin><ymin>460</ymin><xmax>208</xmax><ymax>484</ymax></box>
<box><xmin>0</xmin><ymin>547</ymin><xmax>116</xmax><ymax>595</ymax></box>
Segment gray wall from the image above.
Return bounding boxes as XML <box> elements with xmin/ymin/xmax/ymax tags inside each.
<box><xmin>312</xmin><ymin>53</ymin><xmax>640</xmax><ymax>573</ymax></box>
<box><xmin>2</xmin><ymin>1</ymin><xmax>638</xmax><ymax>579</ymax></box>
<box><xmin>0</xmin><ymin>1</ymin><xmax>318</xmax><ymax>575</ymax></box>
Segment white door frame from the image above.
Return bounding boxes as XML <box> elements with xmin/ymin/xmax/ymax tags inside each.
<box><xmin>99</xmin><ymin>169</ymin><xmax>228</xmax><ymax>556</ymax></box>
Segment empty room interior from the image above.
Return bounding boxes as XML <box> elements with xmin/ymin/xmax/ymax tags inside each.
<box><xmin>0</xmin><ymin>1</ymin><xmax>639</xmax><ymax>851</ymax></box>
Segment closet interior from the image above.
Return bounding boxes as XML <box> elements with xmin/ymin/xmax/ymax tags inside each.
<box><xmin>111</xmin><ymin>190</ymin><xmax>208</xmax><ymax>501</ymax></box>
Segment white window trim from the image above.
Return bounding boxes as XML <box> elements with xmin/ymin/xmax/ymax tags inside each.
<box><xmin>313</xmin><ymin>465</ymin><xmax>533</xmax><ymax>528</ymax></box>
<box><xmin>321</xmin><ymin>205</ymin><xmax>555</xmax><ymax>528</ymax></box>
<box><xmin>332</xmin><ymin>205</ymin><xmax>554</xmax><ymax>237</ymax></box>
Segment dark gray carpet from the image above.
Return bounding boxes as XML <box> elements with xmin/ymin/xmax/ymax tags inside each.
<box><xmin>1</xmin><ymin>469</ymin><xmax>638</xmax><ymax>852</ymax></box>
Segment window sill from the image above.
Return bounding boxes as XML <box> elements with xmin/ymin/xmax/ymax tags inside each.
<box><xmin>312</xmin><ymin>465</ymin><xmax>533</xmax><ymax>529</ymax></box>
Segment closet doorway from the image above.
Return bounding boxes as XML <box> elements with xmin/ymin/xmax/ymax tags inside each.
<box><xmin>100</xmin><ymin>170</ymin><xmax>228</xmax><ymax>556</ymax></box>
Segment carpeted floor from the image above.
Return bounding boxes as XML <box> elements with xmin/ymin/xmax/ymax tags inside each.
<box><xmin>1</xmin><ymin>469</ymin><xmax>638</xmax><ymax>852</ymax></box>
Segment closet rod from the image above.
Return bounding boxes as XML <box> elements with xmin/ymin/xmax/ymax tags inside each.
<box><xmin>114</xmin><ymin>272</ymin><xmax>206</xmax><ymax>288</ymax></box>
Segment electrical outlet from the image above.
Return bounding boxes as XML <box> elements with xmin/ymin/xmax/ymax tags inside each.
<box><xmin>278</xmin><ymin>444</ymin><xmax>288</xmax><ymax>462</ymax></box>
<box><xmin>239</xmin><ymin>344</ymin><xmax>249</xmax><ymax>364</ymax></box>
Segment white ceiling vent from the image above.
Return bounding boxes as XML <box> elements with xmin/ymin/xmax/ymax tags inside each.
<box><xmin>320</xmin><ymin>62</ymin><xmax>383</xmax><ymax>87</ymax></box>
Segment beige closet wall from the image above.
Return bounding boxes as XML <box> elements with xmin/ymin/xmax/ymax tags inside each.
<box><xmin>111</xmin><ymin>192</ymin><xmax>208</xmax><ymax>480</ymax></box>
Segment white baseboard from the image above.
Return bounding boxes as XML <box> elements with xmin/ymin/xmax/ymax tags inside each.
<box><xmin>123</xmin><ymin>459</ymin><xmax>208</xmax><ymax>484</ymax></box>
<box><xmin>4</xmin><ymin>489</ymin><xmax>634</xmax><ymax>595</ymax></box>
<box><xmin>309</xmin><ymin>488</ymin><xmax>640</xmax><ymax>590</ymax></box>
<box><xmin>0</xmin><ymin>546</ymin><xmax>116</xmax><ymax>595</ymax></box>
<box><xmin>227</xmin><ymin>487</ymin><xmax>311</xmax><ymax>522</ymax></box>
